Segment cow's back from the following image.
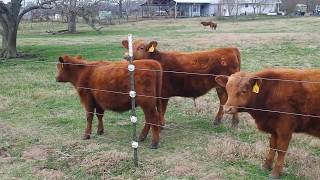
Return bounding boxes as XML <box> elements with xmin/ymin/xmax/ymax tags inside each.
<box><xmin>157</xmin><ymin>48</ymin><xmax>240</xmax><ymax>97</ymax></box>
<box><xmin>88</xmin><ymin>60</ymin><xmax>161</xmax><ymax>112</ymax></box>
<box><xmin>252</xmin><ymin>69</ymin><xmax>320</xmax><ymax>136</ymax></box>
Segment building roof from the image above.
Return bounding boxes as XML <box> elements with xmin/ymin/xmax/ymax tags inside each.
<box><xmin>141</xmin><ymin>0</ymin><xmax>281</xmax><ymax>6</ymax></box>
<box><xmin>173</xmin><ymin>0</ymin><xmax>212</xmax><ymax>3</ymax></box>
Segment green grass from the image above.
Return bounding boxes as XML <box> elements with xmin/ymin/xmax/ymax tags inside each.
<box><xmin>1</xmin><ymin>17</ymin><xmax>320</xmax><ymax>179</ymax></box>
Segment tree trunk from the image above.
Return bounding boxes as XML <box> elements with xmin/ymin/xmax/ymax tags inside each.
<box><xmin>68</xmin><ymin>12</ymin><xmax>77</xmax><ymax>33</ymax></box>
<box><xmin>7</xmin><ymin>25</ymin><xmax>18</xmax><ymax>58</ymax></box>
<box><xmin>119</xmin><ymin>0</ymin><xmax>123</xmax><ymax>18</ymax></box>
<box><xmin>1</xmin><ymin>20</ymin><xmax>18</xmax><ymax>58</ymax></box>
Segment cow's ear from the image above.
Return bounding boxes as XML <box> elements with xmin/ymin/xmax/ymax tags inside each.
<box><xmin>122</xmin><ymin>40</ymin><xmax>129</xmax><ymax>49</ymax></box>
<box><xmin>249</xmin><ymin>77</ymin><xmax>262</xmax><ymax>94</ymax></box>
<box><xmin>59</xmin><ymin>56</ymin><xmax>64</xmax><ymax>63</ymax></box>
<box><xmin>215</xmin><ymin>75</ymin><xmax>228</xmax><ymax>87</ymax></box>
<box><xmin>147</xmin><ymin>41</ymin><xmax>158</xmax><ymax>53</ymax></box>
<box><xmin>75</xmin><ymin>55</ymin><xmax>82</xmax><ymax>59</ymax></box>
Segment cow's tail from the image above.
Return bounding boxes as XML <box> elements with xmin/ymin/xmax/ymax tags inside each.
<box><xmin>155</xmin><ymin>63</ymin><xmax>163</xmax><ymax>127</ymax></box>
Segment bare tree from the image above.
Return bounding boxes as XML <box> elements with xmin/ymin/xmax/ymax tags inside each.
<box><xmin>252</xmin><ymin>0</ymin><xmax>262</xmax><ymax>15</ymax></box>
<box><xmin>0</xmin><ymin>0</ymin><xmax>56</xmax><ymax>58</ymax></box>
<box><xmin>219</xmin><ymin>0</ymin><xmax>236</xmax><ymax>16</ymax></box>
<box><xmin>56</xmin><ymin>0</ymin><xmax>105</xmax><ymax>33</ymax></box>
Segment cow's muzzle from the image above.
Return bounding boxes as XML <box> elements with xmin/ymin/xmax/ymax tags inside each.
<box><xmin>223</xmin><ymin>105</ymin><xmax>238</xmax><ymax>114</ymax></box>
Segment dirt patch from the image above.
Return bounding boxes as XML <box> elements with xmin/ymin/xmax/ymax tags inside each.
<box><xmin>171</xmin><ymin>164</ymin><xmax>195</xmax><ymax>177</ymax></box>
<box><xmin>115</xmin><ymin>121</ymin><xmax>130</xmax><ymax>126</ymax></box>
<box><xmin>207</xmin><ymin>136</ymin><xmax>265</xmax><ymax>161</ymax></box>
<box><xmin>285</xmin><ymin>147</ymin><xmax>320</xmax><ymax>179</ymax></box>
<box><xmin>0</xmin><ymin>147</ymin><xmax>12</xmax><ymax>164</ymax></box>
<box><xmin>159</xmin><ymin>151</ymin><xmax>199</xmax><ymax>177</ymax></box>
<box><xmin>0</xmin><ymin>148</ymin><xmax>10</xmax><ymax>158</ymax></box>
<box><xmin>84</xmin><ymin>143</ymin><xmax>110</xmax><ymax>152</ymax></box>
<box><xmin>22</xmin><ymin>146</ymin><xmax>51</xmax><ymax>161</ymax></box>
<box><xmin>34</xmin><ymin>168</ymin><xmax>64</xmax><ymax>180</ymax></box>
<box><xmin>82</xmin><ymin>151</ymin><xmax>129</xmax><ymax>175</ymax></box>
<box><xmin>0</xmin><ymin>96</ymin><xmax>10</xmax><ymax>111</ymax></box>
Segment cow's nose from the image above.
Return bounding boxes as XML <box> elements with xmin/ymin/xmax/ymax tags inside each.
<box><xmin>123</xmin><ymin>52</ymin><xmax>129</xmax><ymax>60</ymax></box>
<box><xmin>224</xmin><ymin>105</ymin><xmax>235</xmax><ymax>114</ymax></box>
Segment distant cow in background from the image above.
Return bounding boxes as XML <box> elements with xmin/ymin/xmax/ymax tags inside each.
<box><xmin>201</xmin><ymin>21</ymin><xmax>217</xmax><ymax>30</ymax></box>
<box><xmin>215</xmin><ymin>68</ymin><xmax>320</xmax><ymax>178</ymax></box>
<box><xmin>56</xmin><ymin>55</ymin><xmax>163</xmax><ymax>149</ymax></box>
<box><xmin>122</xmin><ymin>39</ymin><xmax>241</xmax><ymax>127</ymax></box>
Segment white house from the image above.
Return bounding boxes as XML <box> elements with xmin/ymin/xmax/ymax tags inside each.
<box><xmin>141</xmin><ymin>0</ymin><xmax>281</xmax><ymax>17</ymax></box>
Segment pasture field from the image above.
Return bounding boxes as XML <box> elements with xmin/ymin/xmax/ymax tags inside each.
<box><xmin>1</xmin><ymin>16</ymin><xmax>320</xmax><ymax>179</ymax></box>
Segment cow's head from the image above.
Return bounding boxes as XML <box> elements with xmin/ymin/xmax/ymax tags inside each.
<box><xmin>122</xmin><ymin>39</ymin><xmax>158</xmax><ymax>60</ymax></box>
<box><xmin>215</xmin><ymin>72</ymin><xmax>262</xmax><ymax>114</ymax></box>
<box><xmin>56</xmin><ymin>55</ymin><xmax>82</xmax><ymax>82</ymax></box>
<box><xmin>218</xmin><ymin>55</ymin><xmax>240</xmax><ymax>76</ymax></box>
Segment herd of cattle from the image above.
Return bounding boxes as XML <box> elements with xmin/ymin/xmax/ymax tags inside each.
<box><xmin>55</xmin><ymin>39</ymin><xmax>320</xmax><ymax>178</ymax></box>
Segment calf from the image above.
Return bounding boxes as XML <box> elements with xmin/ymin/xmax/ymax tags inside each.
<box><xmin>215</xmin><ymin>69</ymin><xmax>320</xmax><ymax>178</ymax></box>
<box><xmin>122</xmin><ymin>39</ymin><xmax>241</xmax><ymax>126</ymax></box>
<box><xmin>56</xmin><ymin>55</ymin><xmax>163</xmax><ymax>148</ymax></box>
<box><xmin>201</xmin><ymin>21</ymin><xmax>217</xmax><ymax>30</ymax></box>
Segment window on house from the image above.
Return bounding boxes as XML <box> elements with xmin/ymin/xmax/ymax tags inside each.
<box><xmin>245</xmin><ymin>4</ymin><xmax>249</xmax><ymax>7</ymax></box>
<box><xmin>193</xmin><ymin>5</ymin><xmax>197</xmax><ymax>12</ymax></box>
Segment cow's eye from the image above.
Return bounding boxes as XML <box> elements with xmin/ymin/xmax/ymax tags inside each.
<box><xmin>139</xmin><ymin>47</ymin><xmax>144</xmax><ymax>50</ymax></box>
<box><xmin>241</xmin><ymin>90</ymin><xmax>247</xmax><ymax>94</ymax></box>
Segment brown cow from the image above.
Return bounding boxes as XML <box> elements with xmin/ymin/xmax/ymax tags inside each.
<box><xmin>215</xmin><ymin>69</ymin><xmax>320</xmax><ymax>178</ymax></box>
<box><xmin>122</xmin><ymin>40</ymin><xmax>241</xmax><ymax>127</ymax></box>
<box><xmin>201</xmin><ymin>21</ymin><xmax>217</xmax><ymax>30</ymax></box>
<box><xmin>56</xmin><ymin>55</ymin><xmax>163</xmax><ymax>149</ymax></box>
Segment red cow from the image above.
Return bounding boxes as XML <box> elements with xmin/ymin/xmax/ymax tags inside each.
<box><xmin>122</xmin><ymin>39</ymin><xmax>241</xmax><ymax>127</ymax></box>
<box><xmin>201</xmin><ymin>21</ymin><xmax>217</xmax><ymax>30</ymax></box>
<box><xmin>56</xmin><ymin>55</ymin><xmax>163</xmax><ymax>148</ymax></box>
<box><xmin>215</xmin><ymin>69</ymin><xmax>320</xmax><ymax>178</ymax></box>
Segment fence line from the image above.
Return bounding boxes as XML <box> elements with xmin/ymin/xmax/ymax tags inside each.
<box><xmin>74</xmin><ymin>85</ymin><xmax>320</xmax><ymax>119</ymax></box>
<box><xmin>4</xmin><ymin>59</ymin><xmax>320</xmax><ymax>84</ymax></box>
<box><xmin>3</xmin><ymin>58</ymin><xmax>316</xmax><ymax>71</ymax></box>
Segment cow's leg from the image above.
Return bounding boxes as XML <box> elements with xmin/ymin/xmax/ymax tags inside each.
<box><xmin>262</xmin><ymin>133</ymin><xmax>277</xmax><ymax>171</ymax></box>
<box><xmin>160</xmin><ymin>99</ymin><xmax>169</xmax><ymax>126</ymax></box>
<box><xmin>83</xmin><ymin>108</ymin><xmax>94</xmax><ymax>140</ymax></box>
<box><xmin>271</xmin><ymin>132</ymin><xmax>292</xmax><ymax>178</ymax></box>
<box><xmin>141</xmin><ymin>106</ymin><xmax>160</xmax><ymax>149</ymax></box>
<box><xmin>80</xmin><ymin>95</ymin><xmax>95</xmax><ymax>139</ymax></box>
<box><xmin>142</xmin><ymin>98</ymin><xmax>167</xmax><ymax>131</ymax></box>
<box><xmin>139</xmin><ymin>123</ymin><xmax>151</xmax><ymax>142</ymax></box>
<box><xmin>96</xmin><ymin>106</ymin><xmax>104</xmax><ymax>135</ymax></box>
<box><xmin>214</xmin><ymin>87</ymin><xmax>239</xmax><ymax>126</ymax></box>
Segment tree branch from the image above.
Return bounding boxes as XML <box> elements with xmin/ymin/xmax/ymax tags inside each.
<box><xmin>0</xmin><ymin>1</ymin><xmax>9</xmax><ymax>14</ymax></box>
<box><xmin>17</xmin><ymin>0</ymin><xmax>58</xmax><ymax>23</ymax></box>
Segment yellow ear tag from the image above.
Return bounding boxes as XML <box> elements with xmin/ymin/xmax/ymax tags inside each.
<box><xmin>148</xmin><ymin>45</ymin><xmax>155</xmax><ymax>53</ymax></box>
<box><xmin>60</xmin><ymin>63</ymin><xmax>64</xmax><ymax>69</ymax></box>
<box><xmin>252</xmin><ymin>82</ymin><xmax>260</xmax><ymax>94</ymax></box>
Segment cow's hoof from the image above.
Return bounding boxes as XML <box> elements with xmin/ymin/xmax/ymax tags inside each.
<box><xmin>268</xmin><ymin>174</ymin><xmax>280</xmax><ymax>180</ymax></box>
<box><xmin>149</xmin><ymin>143</ymin><xmax>159</xmax><ymax>149</ymax></box>
<box><xmin>269</xmin><ymin>171</ymin><xmax>281</xmax><ymax>180</ymax></box>
<box><xmin>83</xmin><ymin>134</ymin><xmax>91</xmax><ymax>140</ymax></box>
<box><xmin>138</xmin><ymin>136</ymin><xmax>146</xmax><ymax>142</ymax></box>
<box><xmin>231</xmin><ymin>120</ymin><xmax>239</xmax><ymax>127</ymax></box>
<box><xmin>97</xmin><ymin>130</ymin><xmax>104</xmax><ymax>135</ymax></box>
<box><xmin>213</xmin><ymin>121</ymin><xmax>221</xmax><ymax>127</ymax></box>
<box><xmin>262</xmin><ymin>163</ymin><xmax>272</xmax><ymax>171</ymax></box>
